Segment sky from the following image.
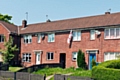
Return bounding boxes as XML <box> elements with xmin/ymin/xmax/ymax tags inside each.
<box><xmin>0</xmin><ymin>0</ymin><xmax>120</xmax><ymax>26</ymax></box>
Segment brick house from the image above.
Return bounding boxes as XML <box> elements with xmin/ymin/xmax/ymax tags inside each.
<box><xmin>0</xmin><ymin>21</ymin><xmax>20</xmax><ymax>65</ymax></box>
<box><xmin>18</xmin><ymin>12</ymin><xmax>120</xmax><ymax>69</ymax></box>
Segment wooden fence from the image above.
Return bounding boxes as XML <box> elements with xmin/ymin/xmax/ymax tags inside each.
<box><xmin>0</xmin><ymin>71</ymin><xmax>46</xmax><ymax>80</ymax></box>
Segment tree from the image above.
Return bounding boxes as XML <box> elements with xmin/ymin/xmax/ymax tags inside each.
<box><xmin>77</xmin><ymin>49</ymin><xmax>86</xmax><ymax>69</ymax></box>
<box><xmin>0</xmin><ymin>36</ymin><xmax>18</xmax><ymax>64</ymax></box>
<box><xmin>0</xmin><ymin>13</ymin><xmax>12</xmax><ymax>24</ymax></box>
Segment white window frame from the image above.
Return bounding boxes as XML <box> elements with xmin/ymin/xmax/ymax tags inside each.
<box><xmin>104</xmin><ymin>28</ymin><xmax>120</xmax><ymax>39</ymax></box>
<box><xmin>48</xmin><ymin>33</ymin><xmax>55</xmax><ymax>42</ymax></box>
<box><xmin>47</xmin><ymin>52</ymin><xmax>54</xmax><ymax>60</ymax></box>
<box><xmin>22</xmin><ymin>53</ymin><xmax>31</xmax><ymax>62</ymax></box>
<box><xmin>90</xmin><ymin>30</ymin><xmax>95</xmax><ymax>40</ymax></box>
<box><xmin>104</xmin><ymin>52</ymin><xmax>120</xmax><ymax>61</ymax></box>
<box><xmin>72</xmin><ymin>52</ymin><xmax>78</xmax><ymax>61</ymax></box>
<box><xmin>0</xmin><ymin>35</ymin><xmax>4</xmax><ymax>42</ymax></box>
<box><xmin>73</xmin><ymin>31</ymin><xmax>81</xmax><ymax>41</ymax></box>
<box><xmin>23</xmin><ymin>35</ymin><xmax>32</xmax><ymax>44</ymax></box>
<box><xmin>37</xmin><ymin>34</ymin><xmax>41</xmax><ymax>43</ymax></box>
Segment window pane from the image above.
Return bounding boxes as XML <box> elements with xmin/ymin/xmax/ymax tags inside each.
<box><xmin>105</xmin><ymin>29</ymin><xmax>109</xmax><ymax>39</ymax></box>
<box><xmin>109</xmin><ymin>53</ymin><xmax>114</xmax><ymax>60</ymax></box>
<box><xmin>47</xmin><ymin>53</ymin><xmax>50</xmax><ymax>59</ymax></box>
<box><xmin>110</xmin><ymin>28</ymin><xmax>114</xmax><ymax>38</ymax></box>
<box><xmin>73</xmin><ymin>31</ymin><xmax>81</xmax><ymax>41</ymax></box>
<box><xmin>116</xmin><ymin>28</ymin><xmax>120</xmax><ymax>38</ymax></box>
<box><xmin>72</xmin><ymin>52</ymin><xmax>77</xmax><ymax>61</ymax></box>
<box><xmin>77</xmin><ymin>32</ymin><xmax>81</xmax><ymax>40</ymax></box>
<box><xmin>104</xmin><ymin>53</ymin><xmax>108</xmax><ymax>61</ymax></box>
<box><xmin>51</xmin><ymin>53</ymin><xmax>53</xmax><ymax>59</ymax></box>
<box><xmin>90</xmin><ymin>30</ymin><xmax>95</xmax><ymax>40</ymax></box>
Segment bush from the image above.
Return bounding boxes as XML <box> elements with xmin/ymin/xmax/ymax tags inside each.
<box><xmin>92</xmin><ymin>58</ymin><xmax>96</xmax><ymax>67</ymax></box>
<box><xmin>92</xmin><ymin>59</ymin><xmax>120</xmax><ymax>80</ymax></box>
<box><xmin>77</xmin><ymin>50</ymin><xmax>86</xmax><ymax>69</ymax></box>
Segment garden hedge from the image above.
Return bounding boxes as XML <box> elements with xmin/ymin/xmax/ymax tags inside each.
<box><xmin>92</xmin><ymin>59</ymin><xmax>120</xmax><ymax>80</ymax></box>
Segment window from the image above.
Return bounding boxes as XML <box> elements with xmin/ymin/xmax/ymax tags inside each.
<box><xmin>72</xmin><ymin>52</ymin><xmax>77</xmax><ymax>61</ymax></box>
<box><xmin>104</xmin><ymin>28</ymin><xmax>120</xmax><ymax>39</ymax></box>
<box><xmin>22</xmin><ymin>53</ymin><xmax>31</xmax><ymax>62</ymax></box>
<box><xmin>0</xmin><ymin>35</ymin><xmax>4</xmax><ymax>42</ymax></box>
<box><xmin>90</xmin><ymin>30</ymin><xmax>95</xmax><ymax>40</ymax></box>
<box><xmin>47</xmin><ymin>52</ymin><xmax>54</xmax><ymax>60</ymax></box>
<box><xmin>23</xmin><ymin>35</ymin><xmax>32</xmax><ymax>43</ymax></box>
<box><xmin>37</xmin><ymin>34</ymin><xmax>41</xmax><ymax>43</ymax></box>
<box><xmin>73</xmin><ymin>31</ymin><xmax>81</xmax><ymax>41</ymax></box>
<box><xmin>104</xmin><ymin>52</ymin><xmax>120</xmax><ymax>61</ymax></box>
<box><xmin>48</xmin><ymin>33</ymin><xmax>55</xmax><ymax>42</ymax></box>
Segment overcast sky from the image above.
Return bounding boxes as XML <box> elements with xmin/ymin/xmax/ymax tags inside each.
<box><xmin>0</xmin><ymin>0</ymin><xmax>120</xmax><ymax>25</ymax></box>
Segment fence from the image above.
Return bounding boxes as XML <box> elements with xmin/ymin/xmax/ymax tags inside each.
<box><xmin>0</xmin><ymin>71</ymin><xmax>46</xmax><ymax>80</ymax></box>
<box><xmin>0</xmin><ymin>63</ymin><xmax>9</xmax><ymax>71</ymax></box>
<box><xmin>54</xmin><ymin>74</ymin><xmax>94</xmax><ymax>80</ymax></box>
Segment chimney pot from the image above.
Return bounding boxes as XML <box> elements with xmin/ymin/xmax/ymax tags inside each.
<box><xmin>105</xmin><ymin>12</ymin><xmax>110</xmax><ymax>14</ymax></box>
<box><xmin>22</xmin><ymin>20</ymin><xmax>27</xmax><ymax>28</ymax></box>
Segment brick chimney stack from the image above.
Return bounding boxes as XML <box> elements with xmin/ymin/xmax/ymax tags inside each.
<box><xmin>22</xmin><ymin>20</ymin><xmax>27</xmax><ymax>28</ymax></box>
<box><xmin>105</xmin><ymin>12</ymin><xmax>110</xmax><ymax>14</ymax></box>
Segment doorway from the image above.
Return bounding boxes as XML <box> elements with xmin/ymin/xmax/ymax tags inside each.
<box><xmin>36</xmin><ymin>52</ymin><xmax>41</xmax><ymax>65</ymax></box>
<box><xmin>60</xmin><ymin>53</ymin><xmax>66</xmax><ymax>68</ymax></box>
<box><xmin>89</xmin><ymin>53</ymin><xmax>96</xmax><ymax>70</ymax></box>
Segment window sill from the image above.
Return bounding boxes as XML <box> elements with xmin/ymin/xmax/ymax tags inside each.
<box><xmin>104</xmin><ymin>38</ymin><xmax>120</xmax><ymax>40</ymax></box>
<box><xmin>72</xmin><ymin>60</ymin><xmax>77</xmax><ymax>62</ymax></box>
<box><xmin>73</xmin><ymin>40</ymin><xmax>81</xmax><ymax>42</ymax></box>
<box><xmin>47</xmin><ymin>59</ymin><xmax>54</xmax><ymax>61</ymax></box>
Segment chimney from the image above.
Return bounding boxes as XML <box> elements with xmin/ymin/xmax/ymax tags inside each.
<box><xmin>22</xmin><ymin>20</ymin><xmax>27</xmax><ymax>28</ymax></box>
<box><xmin>46</xmin><ymin>19</ymin><xmax>51</xmax><ymax>22</ymax></box>
<box><xmin>105</xmin><ymin>12</ymin><xmax>110</xmax><ymax>14</ymax></box>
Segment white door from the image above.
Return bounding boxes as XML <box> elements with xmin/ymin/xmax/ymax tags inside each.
<box><xmin>36</xmin><ymin>52</ymin><xmax>40</xmax><ymax>64</ymax></box>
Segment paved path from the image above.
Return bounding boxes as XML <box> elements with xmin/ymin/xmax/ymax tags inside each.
<box><xmin>46</xmin><ymin>73</ymin><xmax>73</xmax><ymax>80</ymax></box>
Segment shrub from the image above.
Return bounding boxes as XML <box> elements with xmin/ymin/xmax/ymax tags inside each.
<box><xmin>92</xmin><ymin>59</ymin><xmax>120</xmax><ymax>80</ymax></box>
<box><xmin>77</xmin><ymin>49</ymin><xmax>86</xmax><ymax>69</ymax></box>
<box><xmin>92</xmin><ymin>58</ymin><xmax>96</xmax><ymax>67</ymax></box>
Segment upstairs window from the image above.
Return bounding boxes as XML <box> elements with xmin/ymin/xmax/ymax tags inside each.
<box><xmin>48</xmin><ymin>33</ymin><xmax>55</xmax><ymax>42</ymax></box>
<box><xmin>72</xmin><ymin>52</ymin><xmax>77</xmax><ymax>61</ymax></box>
<box><xmin>23</xmin><ymin>35</ymin><xmax>32</xmax><ymax>43</ymax></box>
<box><xmin>73</xmin><ymin>31</ymin><xmax>81</xmax><ymax>41</ymax></box>
<box><xmin>0</xmin><ymin>35</ymin><xmax>4</xmax><ymax>42</ymax></box>
<box><xmin>47</xmin><ymin>52</ymin><xmax>54</xmax><ymax>60</ymax></box>
<box><xmin>104</xmin><ymin>28</ymin><xmax>120</xmax><ymax>39</ymax></box>
<box><xmin>22</xmin><ymin>53</ymin><xmax>31</xmax><ymax>62</ymax></box>
<box><xmin>90</xmin><ymin>30</ymin><xmax>95</xmax><ymax>40</ymax></box>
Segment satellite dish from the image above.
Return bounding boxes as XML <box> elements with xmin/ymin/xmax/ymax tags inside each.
<box><xmin>95</xmin><ymin>30</ymin><xmax>101</xmax><ymax>35</ymax></box>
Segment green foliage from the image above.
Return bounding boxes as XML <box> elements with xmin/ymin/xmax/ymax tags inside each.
<box><xmin>92</xmin><ymin>59</ymin><xmax>120</xmax><ymax>80</ymax></box>
<box><xmin>0</xmin><ymin>36</ymin><xmax>18</xmax><ymax>64</ymax></box>
<box><xmin>77</xmin><ymin>49</ymin><xmax>86</xmax><ymax>69</ymax></box>
<box><xmin>91</xmin><ymin>58</ymin><xmax>96</xmax><ymax>67</ymax></box>
<box><xmin>0</xmin><ymin>13</ymin><xmax>12</xmax><ymax>24</ymax></box>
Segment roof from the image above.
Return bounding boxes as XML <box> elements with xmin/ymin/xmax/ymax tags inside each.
<box><xmin>0</xmin><ymin>21</ymin><xmax>18</xmax><ymax>34</ymax></box>
<box><xmin>20</xmin><ymin>12</ymin><xmax>120</xmax><ymax>34</ymax></box>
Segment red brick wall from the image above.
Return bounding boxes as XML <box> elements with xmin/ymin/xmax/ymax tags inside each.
<box><xmin>0</xmin><ymin>24</ymin><xmax>10</xmax><ymax>49</ymax></box>
<box><xmin>20</xmin><ymin>28</ymin><xmax>120</xmax><ymax>68</ymax></box>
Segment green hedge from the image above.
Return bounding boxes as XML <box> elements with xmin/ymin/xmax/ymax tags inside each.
<box><xmin>92</xmin><ymin>59</ymin><xmax>120</xmax><ymax>80</ymax></box>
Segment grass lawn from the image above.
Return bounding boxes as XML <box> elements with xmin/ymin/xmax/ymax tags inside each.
<box><xmin>9</xmin><ymin>67</ymin><xmax>23</xmax><ymax>72</ymax></box>
<box><xmin>33</xmin><ymin>67</ymin><xmax>91</xmax><ymax>77</ymax></box>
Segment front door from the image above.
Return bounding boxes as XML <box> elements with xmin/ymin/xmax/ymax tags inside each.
<box><xmin>89</xmin><ymin>53</ymin><xmax>96</xmax><ymax>70</ymax></box>
<box><xmin>36</xmin><ymin>52</ymin><xmax>40</xmax><ymax>65</ymax></box>
<box><xmin>60</xmin><ymin>53</ymin><xmax>66</xmax><ymax>68</ymax></box>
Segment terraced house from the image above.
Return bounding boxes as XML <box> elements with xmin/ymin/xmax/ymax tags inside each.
<box><xmin>1</xmin><ymin>12</ymin><xmax>120</xmax><ymax>70</ymax></box>
<box><xmin>19</xmin><ymin>12</ymin><xmax>120</xmax><ymax>69</ymax></box>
